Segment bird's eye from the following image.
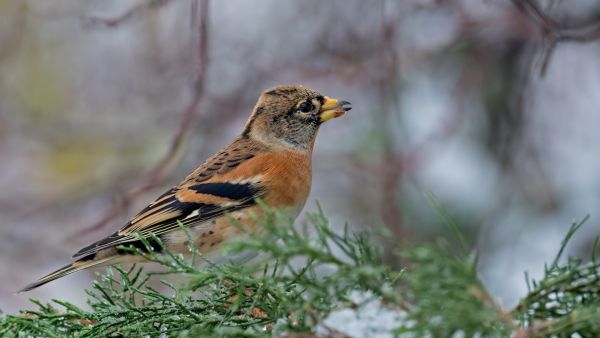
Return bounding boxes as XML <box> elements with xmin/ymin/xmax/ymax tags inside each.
<box><xmin>298</xmin><ymin>102</ymin><xmax>313</xmax><ymax>113</ymax></box>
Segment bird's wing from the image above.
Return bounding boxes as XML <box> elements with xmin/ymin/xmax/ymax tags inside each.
<box><xmin>72</xmin><ymin>138</ymin><xmax>267</xmax><ymax>258</ymax></box>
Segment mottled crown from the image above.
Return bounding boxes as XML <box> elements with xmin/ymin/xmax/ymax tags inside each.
<box><xmin>242</xmin><ymin>85</ymin><xmax>326</xmax><ymax>150</ymax></box>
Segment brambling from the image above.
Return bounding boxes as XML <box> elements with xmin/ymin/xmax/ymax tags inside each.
<box><xmin>20</xmin><ymin>85</ymin><xmax>351</xmax><ymax>292</ymax></box>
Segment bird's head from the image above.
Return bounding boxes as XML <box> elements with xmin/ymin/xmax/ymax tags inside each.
<box><xmin>241</xmin><ymin>85</ymin><xmax>352</xmax><ymax>150</ymax></box>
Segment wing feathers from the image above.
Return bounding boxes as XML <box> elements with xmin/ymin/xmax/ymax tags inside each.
<box><xmin>73</xmin><ymin>181</ymin><xmax>264</xmax><ymax>258</ymax></box>
<box><xmin>73</xmin><ymin>138</ymin><xmax>267</xmax><ymax>259</ymax></box>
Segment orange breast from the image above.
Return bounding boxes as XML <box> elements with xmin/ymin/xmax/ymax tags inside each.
<box><xmin>261</xmin><ymin>150</ymin><xmax>313</xmax><ymax>210</ymax></box>
<box><xmin>209</xmin><ymin>149</ymin><xmax>312</xmax><ymax>213</ymax></box>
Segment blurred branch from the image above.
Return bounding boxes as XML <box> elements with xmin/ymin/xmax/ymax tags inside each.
<box><xmin>70</xmin><ymin>0</ymin><xmax>210</xmax><ymax>239</ymax></box>
<box><xmin>0</xmin><ymin>2</ymin><xmax>27</xmax><ymax>63</ymax></box>
<box><xmin>83</xmin><ymin>0</ymin><xmax>174</xmax><ymax>28</ymax></box>
<box><xmin>377</xmin><ymin>13</ymin><xmax>406</xmax><ymax>240</ymax></box>
<box><xmin>512</xmin><ymin>0</ymin><xmax>600</xmax><ymax>76</ymax></box>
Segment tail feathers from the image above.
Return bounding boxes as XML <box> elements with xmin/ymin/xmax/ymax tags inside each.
<box><xmin>18</xmin><ymin>257</ymin><xmax>111</xmax><ymax>293</ymax></box>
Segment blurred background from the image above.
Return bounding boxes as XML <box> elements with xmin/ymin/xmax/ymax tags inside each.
<box><xmin>1</xmin><ymin>0</ymin><xmax>599</xmax><ymax>314</ymax></box>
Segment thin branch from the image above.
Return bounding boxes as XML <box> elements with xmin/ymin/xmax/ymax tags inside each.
<box><xmin>512</xmin><ymin>0</ymin><xmax>600</xmax><ymax>76</ymax></box>
<box><xmin>83</xmin><ymin>0</ymin><xmax>174</xmax><ymax>28</ymax></box>
<box><xmin>377</xmin><ymin>9</ymin><xmax>407</xmax><ymax>240</ymax></box>
<box><xmin>69</xmin><ymin>0</ymin><xmax>210</xmax><ymax>240</ymax></box>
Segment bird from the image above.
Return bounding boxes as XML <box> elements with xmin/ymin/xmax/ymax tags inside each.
<box><xmin>20</xmin><ymin>84</ymin><xmax>352</xmax><ymax>292</ymax></box>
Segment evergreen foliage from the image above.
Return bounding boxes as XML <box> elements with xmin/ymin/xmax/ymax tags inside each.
<box><xmin>2</xmin><ymin>205</ymin><xmax>599</xmax><ymax>337</ymax></box>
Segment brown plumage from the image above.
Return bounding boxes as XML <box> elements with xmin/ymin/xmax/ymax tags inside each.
<box><xmin>20</xmin><ymin>85</ymin><xmax>351</xmax><ymax>292</ymax></box>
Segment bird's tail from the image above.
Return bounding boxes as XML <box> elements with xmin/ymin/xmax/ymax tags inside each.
<box><xmin>18</xmin><ymin>257</ymin><xmax>111</xmax><ymax>293</ymax></box>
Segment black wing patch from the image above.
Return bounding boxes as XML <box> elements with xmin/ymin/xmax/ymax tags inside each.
<box><xmin>188</xmin><ymin>182</ymin><xmax>261</xmax><ymax>200</ymax></box>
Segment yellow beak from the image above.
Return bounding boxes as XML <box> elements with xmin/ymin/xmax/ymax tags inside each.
<box><xmin>320</xmin><ymin>97</ymin><xmax>352</xmax><ymax>123</ymax></box>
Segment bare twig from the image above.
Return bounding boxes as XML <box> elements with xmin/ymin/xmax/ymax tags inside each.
<box><xmin>83</xmin><ymin>0</ymin><xmax>174</xmax><ymax>28</ymax></box>
<box><xmin>377</xmin><ymin>8</ymin><xmax>406</xmax><ymax>240</ymax></box>
<box><xmin>69</xmin><ymin>0</ymin><xmax>210</xmax><ymax>240</ymax></box>
<box><xmin>512</xmin><ymin>0</ymin><xmax>600</xmax><ymax>76</ymax></box>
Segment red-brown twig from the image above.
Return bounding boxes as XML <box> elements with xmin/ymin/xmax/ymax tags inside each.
<box><xmin>512</xmin><ymin>0</ymin><xmax>600</xmax><ymax>76</ymax></box>
<box><xmin>69</xmin><ymin>0</ymin><xmax>210</xmax><ymax>240</ymax></box>
<box><xmin>375</xmin><ymin>10</ymin><xmax>405</xmax><ymax>240</ymax></box>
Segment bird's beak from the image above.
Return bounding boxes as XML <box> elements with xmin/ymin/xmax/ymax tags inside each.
<box><xmin>319</xmin><ymin>97</ymin><xmax>352</xmax><ymax>123</ymax></box>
